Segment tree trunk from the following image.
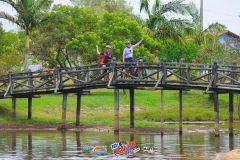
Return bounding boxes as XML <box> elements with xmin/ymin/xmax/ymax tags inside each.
<box><xmin>77</xmin><ymin>55</ymin><xmax>81</xmax><ymax>66</ymax></box>
<box><xmin>23</xmin><ymin>34</ymin><xmax>30</xmax><ymax>71</ymax></box>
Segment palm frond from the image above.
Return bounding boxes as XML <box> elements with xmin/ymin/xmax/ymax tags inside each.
<box><xmin>0</xmin><ymin>11</ymin><xmax>20</xmax><ymax>26</ymax></box>
<box><xmin>140</xmin><ymin>0</ymin><xmax>149</xmax><ymax>12</ymax></box>
<box><xmin>204</xmin><ymin>22</ymin><xmax>227</xmax><ymax>32</ymax></box>
<box><xmin>161</xmin><ymin>0</ymin><xmax>188</xmax><ymax>15</ymax></box>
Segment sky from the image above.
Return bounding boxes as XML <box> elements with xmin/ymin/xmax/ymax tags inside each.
<box><xmin>0</xmin><ymin>0</ymin><xmax>240</xmax><ymax>35</ymax></box>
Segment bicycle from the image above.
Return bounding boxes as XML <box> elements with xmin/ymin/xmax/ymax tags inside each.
<box><xmin>89</xmin><ymin>60</ymin><xmax>112</xmax><ymax>82</ymax></box>
<box><xmin>127</xmin><ymin>57</ymin><xmax>147</xmax><ymax>79</ymax></box>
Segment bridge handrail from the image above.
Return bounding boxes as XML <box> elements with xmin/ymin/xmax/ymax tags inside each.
<box><xmin>1</xmin><ymin>60</ymin><xmax>240</xmax><ymax>97</ymax></box>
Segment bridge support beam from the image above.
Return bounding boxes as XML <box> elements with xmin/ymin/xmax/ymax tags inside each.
<box><xmin>61</xmin><ymin>93</ymin><xmax>67</xmax><ymax>129</ymax></box>
<box><xmin>114</xmin><ymin>89</ymin><xmax>119</xmax><ymax>132</ymax></box>
<box><xmin>161</xmin><ymin>90</ymin><xmax>164</xmax><ymax>135</ymax></box>
<box><xmin>130</xmin><ymin>88</ymin><xmax>134</xmax><ymax>128</ymax></box>
<box><xmin>76</xmin><ymin>92</ymin><xmax>81</xmax><ymax>126</ymax></box>
<box><xmin>179</xmin><ymin>90</ymin><xmax>183</xmax><ymax>135</ymax></box>
<box><xmin>214</xmin><ymin>93</ymin><xmax>219</xmax><ymax>136</ymax></box>
<box><xmin>28</xmin><ymin>97</ymin><xmax>32</xmax><ymax>120</ymax></box>
<box><xmin>12</xmin><ymin>97</ymin><xmax>16</xmax><ymax>120</ymax></box>
<box><xmin>229</xmin><ymin>93</ymin><xmax>234</xmax><ymax>135</ymax></box>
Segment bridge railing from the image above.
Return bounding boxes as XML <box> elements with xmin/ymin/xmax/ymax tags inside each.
<box><xmin>214</xmin><ymin>62</ymin><xmax>240</xmax><ymax>90</ymax></box>
<box><xmin>1</xmin><ymin>60</ymin><xmax>240</xmax><ymax>97</ymax></box>
<box><xmin>0</xmin><ymin>74</ymin><xmax>9</xmax><ymax>97</ymax></box>
<box><xmin>57</xmin><ymin>64</ymin><xmax>113</xmax><ymax>91</ymax></box>
<box><xmin>7</xmin><ymin>70</ymin><xmax>57</xmax><ymax>95</ymax></box>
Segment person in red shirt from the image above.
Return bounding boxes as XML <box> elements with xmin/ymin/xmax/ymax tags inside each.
<box><xmin>96</xmin><ymin>45</ymin><xmax>112</xmax><ymax>80</ymax></box>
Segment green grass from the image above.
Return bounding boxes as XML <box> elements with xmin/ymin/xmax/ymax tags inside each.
<box><xmin>0</xmin><ymin>89</ymin><xmax>239</xmax><ymax>128</ymax></box>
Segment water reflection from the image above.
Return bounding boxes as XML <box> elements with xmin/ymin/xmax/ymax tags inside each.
<box><xmin>215</xmin><ymin>136</ymin><xmax>220</xmax><ymax>153</ymax></box>
<box><xmin>76</xmin><ymin>131</ymin><xmax>81</xmax><ymax>151</ymax></box>
<box><xmin>27</xmin><ymin>132</ymin><xmax>32</xmax><ymax>160</ymax></box>
<box><xmin>229</xmin><ymin>135</ymin><xmax>234</xmax><ymax>151</ymax></box>
<box><xmin>0</xmin><ymin>131</ymin><xmax>238</xmax><ymax>159</ymax></box>
<box><xmin>61</xmin><ymin>131</ymin><xmax>67</xmax><ymax>152</ymax></box>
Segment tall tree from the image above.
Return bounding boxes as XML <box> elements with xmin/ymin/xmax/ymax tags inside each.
<box><xmin>140</xmin><ymin>0</ymin><xmax>191</xmax><ymax>42</ymax></box>
<box><xmin>31</xmin><ymin>5</ymin><xmax>100</xmax><ymax>67</ymax></box>
<box><xmin>0</xmin><ymin>22</ymin><xmax>4</xmax><ymax>54</ymax></box>
<box><xmin>186</xmin><ymin>2</ymin><xmax>226</xmax><ymax>45</ymax></box>
<box><xmin>0</xmin><ymin>0</ymin><xmax>53</xmax><ymax>71</ymax></box>
<box><xmin>70</xmin><ymin>0</ymin><xmax>133</xmax><ymax>15</ymax></box>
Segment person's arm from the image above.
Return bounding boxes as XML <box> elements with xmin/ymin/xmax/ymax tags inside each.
<box><xmin>134</xmin><ymin>37</ymin><xmax>144</xmax><ymax>47</ymax></box>
<box><xmin>96</xmin><ymin>45</ymin><xmax>101</xmax><ymax>55</ymax></box>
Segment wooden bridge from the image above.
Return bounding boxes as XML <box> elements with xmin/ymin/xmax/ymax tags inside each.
<box><xmin>1</xmin><ymin>58</ymin><xmax>240</xmax><ymax>136</ymax></box>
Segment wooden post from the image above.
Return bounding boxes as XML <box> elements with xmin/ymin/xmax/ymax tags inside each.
<box><xmin>114</xmin><ymin>89</ymin><xmax>119</xmax><ymax>132</ymax></box>
<box><xmin>57</xmin><ymin>65</ymin><xmax>63</xmax><ymax>90</ymax></box>
<box><xmin>179</xmin><ymin>90</ymin><xmax>183</xmax><ymax>135</ymax></box>
<box><xmin>112</xmin><ymin>57</ymin><xmax>117</xmax><ymax>84</ymax></box>
<box><xmin>62</xmin><ymin>93</ymin><xmax>67</xmax><ymax>129</ymax></box>
<box><xmin>8</xmin><ymin>70</ymin><xmax>13</xmax><ymax>95</ymax></box>
<box><xmin>27</xmin><ymin>70</ymin><xmax>33</xmax><ymax>120</ymax></box>
<box><xmin>162</xmin><ymin>59</ymin><xmax>167</xmax><ymax>85</ymax></box>
<box><xmin>130</xmin><ymin>88</ymin><xmax>134</xmax><ymax>128</ymax></box>
<box><xmin>12</xmin><ymin>97</ymin><xmax>16</xmax><ymax>120</ymax></box>
<box><xmin>229</xmin><ymin>61</ymin><xmax>236</xmax><ymax>135</ymax></box>
<box><xmin>214</xmin><ymin>93</ymin><xmax>219</xmax><ymax>136</ymax></box>
<box><xmin>212</xmin><ymin>61</ymin><xmax>219</xmax><ymax>136</ymax></box>
<box><xmin>76</xmin><ymin>91</ymin><xmax>81</xmax><ymax>126</ymax></box>
<box><xmin>179</xmin><ymin>58</ymin><xmax>184</xmax><ymax>135</ymax></box>
<box><xmin>161</xmin><ymin>90</ymin><xmax>164</xmax><ymax>135</ymax></box>
<box><xmin>28</xmin><ymin>97</ymin><xmax>32</xmax><ymax>119</ymax></box>
<box><xmin>229</xmin><ymin>93</ymin><xmax>234</xmax><ymax>135</ymax></box>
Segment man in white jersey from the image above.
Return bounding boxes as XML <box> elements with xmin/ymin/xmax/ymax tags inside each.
<box><xmin>122</xmin><ymin>37</ymin><xmax>144</xmax><ymax>78</ymax></box>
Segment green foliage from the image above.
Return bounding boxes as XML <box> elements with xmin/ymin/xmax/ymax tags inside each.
<box><xmin>70</xmin><ymin>0</ymin><xmax>133</xmax><ymax>15</ymax></box>
<box><xmin>0</xmin><ymin>0</ymin><xmax>54</xmax><ymax>70</ymax></box>
<box><xmin>156</xmin><ymin>39</ymin><xmax>199</xmax><ymax>62</ymax></box>
<box><xmin>198</xmin><ymin>37</ymin><xmax>240</xmax><ymax>65</ymax></box>
<box><xmin>0</xmin><ymin>31</ymin><xmax>24</xmax><ymax>74</ymax></box>
<box><xmin>1</xmin><ymin>0</ymin><xmax>238</xmax><ymax>71</ymax></box>
<box><xmin>0</xmin><ymin>52</ymin><xmax>23</xmax><ymax>75</ymax></box>
<box><xmin>140</xmin><ymin>0</ymin><xmax>191</xmax><ymax>42</ymax></box>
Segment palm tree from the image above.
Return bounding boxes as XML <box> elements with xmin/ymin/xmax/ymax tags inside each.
<box><xmin>140</xmin><ymin>0</ymin><xmax>191</xmax><ymax>42</ymax></box>
<box><xmin>186</xmin><ymin>2</ymin><xmax>226</xmax><ymax>45</ymax></box>
<box><xmin>0</xmin><ymin>0</ymin><xmax>53</xmax><ymax>71</ymax></box>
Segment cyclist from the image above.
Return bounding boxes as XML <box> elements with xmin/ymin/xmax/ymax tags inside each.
<box><xmin>96</xmin><ymin>45</ymin><xmax>112</xmax><ymax>80</ymax></box>
<box><xmin>122</xmin><ymin>37</ymin><xmax>144</xmax><ymax>78</ymax></box>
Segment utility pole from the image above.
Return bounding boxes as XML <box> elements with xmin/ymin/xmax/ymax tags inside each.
<box><xmin>200</xmin><ymin>0</ymin><xmax>203</xmax><ymax>31</ymax></box>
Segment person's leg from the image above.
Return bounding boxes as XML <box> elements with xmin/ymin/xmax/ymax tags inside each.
<box><xmin>103</xmin><ymin>64</ymin><xmax>109</xmax><ymax>80</ymax></box>
<box><xmin>123</xmin><ymin>58</ymin><xmax>130</xmax><ymax>79</ymax></box>
<box><xmin>101</xmin><ymin>64</ymin><xmax>106</xmax><ymax>79</ymax></box>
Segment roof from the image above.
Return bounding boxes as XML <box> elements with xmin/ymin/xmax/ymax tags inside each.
<box><xmin>205</xmin><ymin>30</ymin><xmax>240</xmax><ymax>39</ymax></box>
<box><xmin>220</xmin><ymin>30</ymin><xmax>240</xmax><ymax>39</ymax></box>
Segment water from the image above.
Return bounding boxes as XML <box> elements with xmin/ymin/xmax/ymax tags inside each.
<box><xmin>0</xmin><ymin>130</ymin><xmax>239</xmax><ymax>160</ymax></box>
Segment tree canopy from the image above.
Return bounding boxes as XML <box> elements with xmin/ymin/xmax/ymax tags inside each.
<box><xmin>0</xmin><ymin>0</ymin><xmax>238</xmax><ymax>73</ymax></box>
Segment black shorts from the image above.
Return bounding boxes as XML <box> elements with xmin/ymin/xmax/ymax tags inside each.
<box><xmin>125</xmin><ymin>57</ymin><xmax>136</xmax><ymax>67</ymax></box>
